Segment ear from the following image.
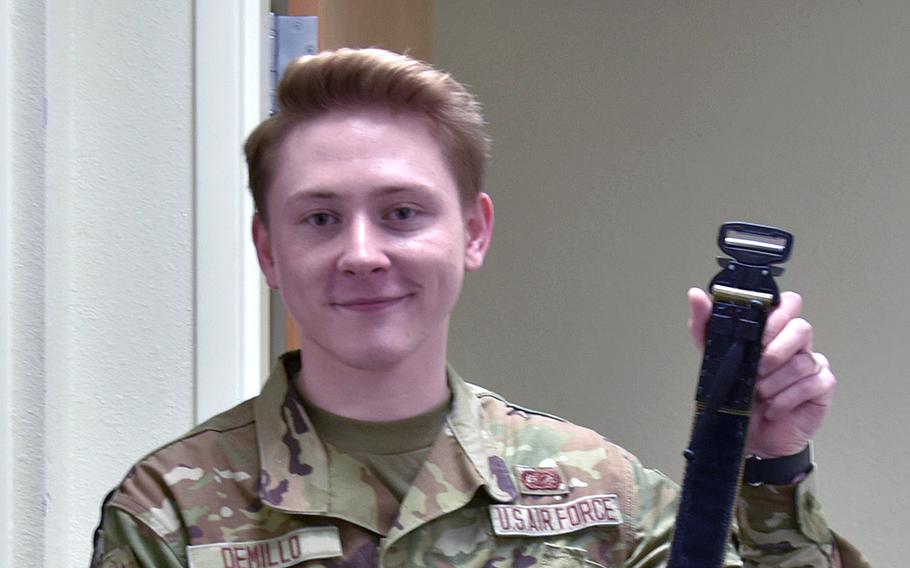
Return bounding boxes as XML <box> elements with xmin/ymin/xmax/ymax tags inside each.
<box><xmin>252</xmin><ymin>213</ymin><xmax>279</xmax><ymax>289</ymax></box>
<box><xmin>464</xmin><ymin>192</ymin><xmax>495</xmax><ymax>272</ymax></box>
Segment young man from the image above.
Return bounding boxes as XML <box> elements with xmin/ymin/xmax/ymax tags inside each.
<box><xmin>92</xmin><ymin>49</ymin><xmax>867</xmax><ymax>567</ymax></box>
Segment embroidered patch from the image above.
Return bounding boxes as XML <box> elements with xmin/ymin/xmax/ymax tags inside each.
<box><xmin>187</xmin><ymin>526</ymin><xmax>342</xmax><ymax>568</ymax></box>
<box><xmin>514</xmin><ymin>465</ymin><xmax>568</xmax><ymax>495</ymax></box>
<box><xmin>490</xmin><ymin>494</ymin><xmax>623</xmax><ymax>537</ymax></box>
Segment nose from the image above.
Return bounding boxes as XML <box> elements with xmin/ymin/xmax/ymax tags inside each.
<box><xmin>336</xmin><ymin>215</ymin><xmax>391</xmax><ymax>276</ymax></box>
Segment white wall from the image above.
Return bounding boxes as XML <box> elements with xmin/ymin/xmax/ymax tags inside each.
<box><xmin>2</xmin><ymin>1</ymin><xmax>48</xmax><ymax>565</ymax></box>
<box><xmin>3</xmin><ymin>1</ymin><xmax>195</xmax><ymax>565</ymax></box>
<box><xmin>436</xmin><ymin>2</ymin><xmax>905</xmax><ymax>566</ymax></box>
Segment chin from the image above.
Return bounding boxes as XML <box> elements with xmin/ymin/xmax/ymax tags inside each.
<box><xmin>337</xmin><ymin>350</ymin><xmax>413</xmax><ymax>372</ymax></box>
<box><xmin>330</xmin><ymin>339</ymin><xmax>420</xmax><ymax>371</ymax></box>
<box><xmin>305</xmin><ymin>322</ymin><xmax>447</xmax><ymax>371</ymax></box>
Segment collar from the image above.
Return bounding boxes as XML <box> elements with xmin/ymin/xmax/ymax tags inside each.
<box><xmin>443</xmin><ymin>365</ymin><xmax>519</xmax><ymax>503</ymax></box>
<box><xmin>253</xmin><ymin>352</ymin><xmax>516</xmax><ymax>535</ymax></box>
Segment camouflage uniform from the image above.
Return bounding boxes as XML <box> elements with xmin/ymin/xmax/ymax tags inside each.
<box><xmin>92</xmin><ymin>352</ymin><xmax>869</xmax><ymax>567</ymax></box>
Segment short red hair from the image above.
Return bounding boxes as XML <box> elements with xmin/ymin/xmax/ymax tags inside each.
<box><xmin>244</xmin><ymin>48</ymin><xmax>491</xmax><ymax>222</ymax></box>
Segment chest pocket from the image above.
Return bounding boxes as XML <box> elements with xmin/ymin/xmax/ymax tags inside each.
<box><xmin>541</xmin><ymin>542</ymin><xmax>607</xmax><ymax>568</ymax></box>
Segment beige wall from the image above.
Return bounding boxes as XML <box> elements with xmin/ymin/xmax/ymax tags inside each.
<box><xmin>436</xmin><ymin>2</ymin><xmax>905</xmax><ymax>565</ymax></box>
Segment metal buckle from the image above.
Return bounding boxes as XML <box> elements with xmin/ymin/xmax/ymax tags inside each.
<box><xmin>718</xmin><ymin>222</ymin><xmax>793</xmax><ymax>266</ymax></box>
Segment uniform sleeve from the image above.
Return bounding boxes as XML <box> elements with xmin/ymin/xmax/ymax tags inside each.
<box><xmin>622</xmin><ymin>458</ymin><xmax>742</xmax><ymax>568</ymax></box>
<box><xmin>91</xmin><ymin>504</ymin><xmax>185</xmax><ymax>568</ymax></box>
<box><xmin>736</xmin><ymin>469</ymin><xmax>872</xmax><ymax>568</ymax></box>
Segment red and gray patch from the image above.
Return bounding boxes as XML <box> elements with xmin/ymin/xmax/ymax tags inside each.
<box><xmin>514</xmin><ymin>465</ymin><xmax>568</xmax><ymax>496</ymax></box>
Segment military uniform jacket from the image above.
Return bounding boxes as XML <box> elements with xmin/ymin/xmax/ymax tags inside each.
<box><xmin>92</xmin><ymin>353</ymin><xmax>869</xmax><ymax>567</ymax></box>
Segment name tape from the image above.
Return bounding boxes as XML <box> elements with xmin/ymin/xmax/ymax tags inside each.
<box><xmin>187</xmin><ymin>526</ymin><xmax>342</xmax><ymax>568</ymax></box>
<box><xmin>490</xmin><ymin>494</ymin><xmax>623</xmax><ymax>537</ymax></box>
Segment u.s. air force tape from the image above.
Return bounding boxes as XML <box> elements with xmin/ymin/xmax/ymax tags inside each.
<box><xmin>186</xmin><ymin>526</ymin><xmax>342</xmax><ymax>568</ymax></box>
<box><xmin>489</xmin><ymin>494</ymin><xmax>623</xmax><ymax>537</ymax></box>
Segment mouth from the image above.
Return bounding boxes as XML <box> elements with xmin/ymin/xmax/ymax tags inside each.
<box><xmin>332</xmin><ymin>294</ymin><xmax>413</xmax><ymax>313</ymax></box>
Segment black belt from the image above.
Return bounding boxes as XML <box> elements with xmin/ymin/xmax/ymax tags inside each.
<box><xmin>668</xmin><ymin>222</ymin><xmax>793</xmax><ymax>568</ymax></box>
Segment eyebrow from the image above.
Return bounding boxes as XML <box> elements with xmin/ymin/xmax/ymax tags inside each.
<box><xmin>287</xmin><ymin>185</ymin><xmax>425</xmax><ymax>203</ymax></box>
<box><xmin>291</xmin><ymin>190</ymin><xmax>338</xmax><ymax>201</ymax></box>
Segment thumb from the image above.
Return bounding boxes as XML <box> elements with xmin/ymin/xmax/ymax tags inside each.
<box><xmin>687</xmin><ymin>287</ymin><xmax>712</xmax><ymax>351</ymax></box>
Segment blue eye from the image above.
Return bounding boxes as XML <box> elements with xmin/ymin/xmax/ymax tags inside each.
<box><xmin>306</xmin><ymin>212</ymin><xmax>337</xmax><ymax>227</ymax></box>
<box><xmin>390</xmin><ymin>207</ymin><xmax>416</xmax><ymax>221</ymax></box>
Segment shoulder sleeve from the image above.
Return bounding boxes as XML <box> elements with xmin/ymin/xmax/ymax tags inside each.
<box><xmin>736</xmin><ymin>468</ymin><xmax>870</xmax><ymax>567</ymax></box>
<box><xmin>92</xmin><ymin>501</ymin><xmax>185</xmax><ymax>568</ymax></box>
<box><xmin>622</xmin><ymin>458</ymin><xmax>742</xmax><ymax>568</ymax></box>
<box><xmin>832</xmin><ymin>533</ymin><xmax>873</xmax><ymax>568</ymax></box>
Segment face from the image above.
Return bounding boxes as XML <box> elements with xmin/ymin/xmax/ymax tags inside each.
<box><xmin>253</xmin><ymin>107</ymin><xmax>494</xmax><ymax>372</ymax></box>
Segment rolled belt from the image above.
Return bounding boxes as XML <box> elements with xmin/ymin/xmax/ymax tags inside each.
<box><xmin>667</xmin><ymin>222</ymin><xmax>793</xmax><ymax>568</ymax></box>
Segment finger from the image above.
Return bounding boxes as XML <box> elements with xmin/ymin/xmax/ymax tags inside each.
<box><xmin>758</xmin><ymin>317</ymin><xmax>813</xmax><ymax>377</ymax></box>
<box><xmin>761</xmin><ymin>291</ymin><xmax>804</xmax><ymax>347</ymax></box>
<box><xmin>756</xmin><ymin>351</ymin><xmax>828</xmax><ymax>401</ymax></box>
<box><xmin>687</xmin><ymin>287</ymin><xmax>712</xmax><ymax>351</ymax></box>
<box><xmin>763</xmin><ymin>367</ymin><xmax>836</xmax><ymax>421</ymax></box>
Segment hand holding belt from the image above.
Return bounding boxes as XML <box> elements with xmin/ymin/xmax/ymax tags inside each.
<box><xmin>668</xmin><ymin>222</ymin><xmax>793</xmax><ymax>568</ymax></box>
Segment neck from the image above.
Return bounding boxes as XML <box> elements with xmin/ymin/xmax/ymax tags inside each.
<box><xmin>295</xmin><ymin>342</ymin><xmax>450</xmax><ymax>422</ymax></box>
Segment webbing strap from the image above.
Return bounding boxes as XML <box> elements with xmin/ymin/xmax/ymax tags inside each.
<box><xmin>667</xmin><ymin>222</ymin><xmax>793</xmax><ymax>568</ymax></box>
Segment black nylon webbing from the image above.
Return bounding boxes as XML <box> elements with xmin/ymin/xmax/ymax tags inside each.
<box><xmin>667</xmin><ymin>222</ymin><xmax>792</xmax><ymax>568</ymax></box>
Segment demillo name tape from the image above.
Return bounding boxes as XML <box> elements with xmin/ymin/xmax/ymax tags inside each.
<box><xmin>490</xmin><ymin>494</ymin><xmax>622</xmax><ymax>537</ymax></box>
<box><xmin>186</xmin><ymin>526</ymin><xmax>342</xmax><ymax>568</ymax></box>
